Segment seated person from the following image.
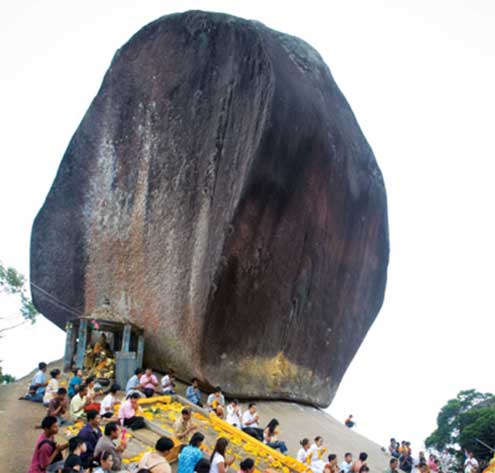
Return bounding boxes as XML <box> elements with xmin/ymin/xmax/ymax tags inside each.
<box><xmin>178</xmin><ymin>433</ymin><xmax>205</xmax><ymax>473</ymax></box>
<box><xmin>68</xmin><ymin>368</ymin><xmax>83</xmax><ymax>398</ymax></box>
<box><xmin>242</xmin><ymin>403</ymin><xmax>263</xmax><ymax>441</ymax></box>
<box><xmin>140</xmin><ymin>368</ymin><xmax>159</xmax><ymax>398</ymax></box>
<box><xmin>173</xmin><ymin>408</ymin><xmax>198</xmax><ymax>443</ymax></box>
<box><xmin>43</xmin><ymin>369</ymin><xmax>62</xmax><ymax>406</ymax></box>
<box><xmin>185</xmin><ymin>378</ymin><xmax>202</xmax><ymax>407</ymax></box>
<box><xmin>207</xmin><ymin>386</ymin><xmax>225</xmax><ymax>418</ymax></box>
<box><xmin>47</xmin><ymin>387</ymin><xmax>69</xmax><ymax>425</ymax></box>
<box><xmin>161</xmin><ymin>371</ymin><xmax>176</xmax><ymax>394</ymax></box>
<box><xmin>118</xmin><ymin>393</ymin><xmax>146</xmax><ymax>430</ymax></box>
<box><xmin>83</xmin><ymin>376</ymin><xmax>101</xmax><ymax>412</ymax></box>
<box><xmin>239</xmin><ymin>458</ymin><xmax>255</xmax><ymax>473</ymax></box>
<box><xmin>69</xmin><ymin>385</ymin><xmax>90</xmax><ymax>421</ymax></box>
<box><xmin>324</xmin><ymin>454</ymin><xmax>339</xmax><ymax>473</ymax></box>
<box><xmin>210</xmin><ymin>437</ymin><xmax>235</xmax><ymax>473</ymax></box>
<box><xmin>226</xmin><ymin>399</ymin><xmax>242</xmax><ymax>428</ymax></box>
<box><xmin>100</xmin><ymin>384</ymin><xmax>120</xmax><ymax>419</ymax></box>
<box><xmin>28</xmin><ymin>415</ymin><xmax>67</xmax><ymax>472</ymax></box>
<box><xmin>93</xmin><ymin>451</ymin><xmax>114</xmax><ymax>473</ymax></box>
<box><xmin>126</xmin><ymin>368</ymin><xmax>145</xmax><ymax>397</ymax></box>
<box><xmin>94</xmin><ymin>421</ymin><xmax>127</xmax><ymax>472</ymax></box>
<box><xmin>263</xmin><ymin>418</ymin><xmax>288</xmax><ymax>454</ymax></box>
<box><xmin>263</xmin><ymin>419</ymin><xmax>289</xmax><ymax>455</ymax></box>
<box><xmin>78</xmin><ymin>409</ymin><xmax>102</xmax><ymax>469</ymax></box>
<box><xmin>139</xmin><ymin>436</ymin><xmax>174</xmax><ymax>473</ymax></box>
<box><xmin>64</xmin><ymin>436</ymin><xmax>87</xmax><ymax>471</ymax></box>
<box><xmin>22</xmin><ymin>362</ymin><xmax>48</xmax><ymax>403</ymax></box>
<box><xmin>345</xmin><ymin>415</ymin><xmax>355</xmax><ymax>428</ymax></box>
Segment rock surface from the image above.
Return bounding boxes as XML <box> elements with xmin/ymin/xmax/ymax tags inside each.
<box><xmin>31</xmin><ymin>10</ymin><xmax>389</xmax><ymax>406</ymax></box>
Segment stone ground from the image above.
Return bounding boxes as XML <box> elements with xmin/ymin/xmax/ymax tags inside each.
<box><xmin>0</xmin><ymin>364</ymin><xmax>390</xmax><ymax>473</ymax></box>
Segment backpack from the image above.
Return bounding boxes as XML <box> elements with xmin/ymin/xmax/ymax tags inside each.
<box><xmin>38</xmin><ymin>439</ymin><xmax>64</xmax><ymax>466</ymax></box>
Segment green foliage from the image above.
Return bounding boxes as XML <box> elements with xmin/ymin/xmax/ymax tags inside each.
<box><xmin>0</xmin><ymin>261</ymin><xmax>38</xmax><ymax>383</ymax></box>
<box><xmin>0</xmin><ymin>261</ymin><xmax>38</xmax><ymax>324</ymax></box>
<box><xmin>0</xmin><ymin>364</ymin><xmax>15</xmax><ymax>384</ymax></box>
<box><xmin>426</xmin><ymin>390</ymin><xmax>495</xmax><ymax>465</ymax></box>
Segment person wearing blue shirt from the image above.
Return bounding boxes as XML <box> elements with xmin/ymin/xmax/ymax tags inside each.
<box><xmin>125</xmin><ymin>367</ymin><xmax>145</xmax><ymax>396</ymax></box>
<box><xmin>177</xmin><ymin>432</ymin><xmax>205</xmax><ymax>473</ymax></box>
<box><xmin>68</xmin><ymin>368</ymin><xmax>83</xmax><ymax>398</ymax></box>
<box><xmin>186</xmin><ymin>378</ymin><xmax>203</xmax><ymax>407</ymax></box>
<box><xmin>21</xmin><ymin>362</ymin><xmax>47</xmax><ymax>402</ymax></box>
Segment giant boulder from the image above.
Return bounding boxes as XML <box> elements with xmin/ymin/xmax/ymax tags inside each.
<box><xmin>31</xmin><ymin>10</ymin><xmax>389</xmax><ymax>406</ymax></box>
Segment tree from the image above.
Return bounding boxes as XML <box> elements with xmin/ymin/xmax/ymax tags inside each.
<box><xmin>426</xmin><ymin>389</ymin><xmax>495</xmax><ymax>467</ymax></box>
<box><xmin>0</xmin><ymin>261</ymin><xmax>38</xmax><ymax>383</ymax></box>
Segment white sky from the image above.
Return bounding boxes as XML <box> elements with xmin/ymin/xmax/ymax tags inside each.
<box><xmin>1</xmin><ymin>0</ymin><xmax>494</xmax><ymax>452</ymax></box>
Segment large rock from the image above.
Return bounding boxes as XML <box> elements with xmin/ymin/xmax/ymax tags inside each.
<box><xmin>30</xmin><ymin>10</ymin><xmax>389</xmax><ymax>406</ymax></box>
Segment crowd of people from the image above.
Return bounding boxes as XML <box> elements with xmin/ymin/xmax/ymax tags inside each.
<box><xmin>22</xmin><ymin>361</ymin><xmax>461</xmax><ymax>473</ymax></box>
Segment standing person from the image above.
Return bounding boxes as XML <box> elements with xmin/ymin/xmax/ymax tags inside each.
<box><xmin>161</xmin><ymin>371</ymin><xmax>176</xmax><ymax>394</ymax></box>
<box><xmin>341</xmin><ymin>453</ymin><xmax>353</xmax><ymax>473</ymax></box>
<box><xmin>28</xmin><ymin>415</ymin><xmax>68</xmax><ymax>473</ymax></box>
<box><xmin>297</xmin><ymin>439</ymin><xmax>312</xmax><ymax>465</ymax></box>
<box><xmin>242</xmin><ymin>403</ymin><xmax>263</xmax><ymax>441</ymax></box>
<box><xmin>309</xmin><ymin>437</ymin><xmax>327</xmax><ymax>473</ymax></box>
<box><xmin>139</xmin><ymin>436</ymin><xmax>174</xmax><ymax>473</ymax></box>
<box><xmin>140</xmin><ymin>368</ymin><xmax>159</xmax><ymax>398</ymax></box>
<box><xmin>43</xmin><ymin>369</ymin><xmax>62</xmax><ymax>406</ymax></box>
<box><xmin>464</xmin><ymin>451</ymin><xmax>479</xmax><ymax>473</ymax></box>
<box><xmin>226</xmin><ymin>399</ymin><xmax>242</xmax><ymax>428</ymax></box>
<box><xmin>78</xmin><ymin>409</ymin><xmax>102</xmax><ymax>469</ymax></box>
<box><xmin>178</xmin><ymin>432</ymin><xmax>205</xmax><ymax>473</ymax></box>
<box><xmin>174</xmin><ymin>408</ymin><xmax>198</xmax><ymax>444</ymax></box>
<box><xmin>68</xmin><ymin>369</ymin><xmax>83</xmax><ymax>398</ymax></box>
<box><xmin>387</xmin><ymin>458</ymin><xmax>400</xmax><ymax>473</ymax></box>
<box><xmin>210</xmin><ymin>438</ymin><xmax>235</xmax><ymax>473</ymax></box>
<box><xmin>100</xmin><ymin>384</ymin><xmax>121</xmax><ymax>419</ymax></box>
<box><xmin>351</xmin><ymin>453</ymin><xmax>368</xmax><ymax>473</ymax></box>
<box><xmin>64</xmin><ymin>436</ymin><xmax>87</xmax><ymax>471</ymax></box>
<box><xmin>186</xmin><ymin>378</ymin><xmax>203</xmax><ymax>406</ymax></box>
<box><xmin>69</xmin><ymin>385</ymin><xmax>90</xmax><ymax>421</ymax></box>
<box><xmin>324</xmin><ymin>454</ymin><xmax>339</xmax><ymax>473</ymax></box>
<box><xmin>118</xmin><ymin>392</ymin><xmax>146</xmax><ymax>430</ymax></box>
<box><xmin>207</xmin><ymin>386</ymin><xmax>226</xmax><ymax>418</ymax></box>
<box><xmin>22</xmin><ymin>362</ymin><xmax>48</xmax><ymax>402</ymax></box>
<box><xmin>93</xmin><ymin>451</ymin><xmax>114</xmax><ymax>473</ymax></box>
<box><xmin>126</xmin><ymin>367</ymin><xmax>145</xmax><ymax>397</ymax></box>
<box><xmin>47</xmin><ymin>387</ymin><xmax>69</xmax><ymax>425</ymax></box>
<box><xmin>263</xmin><ymin>419</ymin><xmax>288</xmax><ymax>454</ymax></box>
<box><xmin>94</xmin><ymin>421</ymin><xmax>127</xmax><ymax>471</ymax></box>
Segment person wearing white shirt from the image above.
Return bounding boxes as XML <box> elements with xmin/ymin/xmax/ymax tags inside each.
<box><xmin>309</xmin><ymin>437</ymin><xmax>327</xmax><ymax>473</ymax></box>
<box><xmin>226</xmin><ymin>400</ymin><xmax>242</xmax><ymax>428</ymax></box>
<box><xmin>209</xmin><ymin>438</ymin><xmax>234</xmax><ymax>473</ymax></box>
<box><xmin>100</xmin><ymin>384</ymin><xmax>120</xmax><ymax>419</ymax></box>
<box><xmin>161</xmin><ymin>373</ymin><xmax>176</xmax><ymax>394</ymax></box>
<box><xmin>297</xmin><ymin>438</ymin><xmax>312</xmax><ymax>465</ymax></box>
<box><xmin>241</xmin><ymin>403</ymin><xmax>263</xmax><ymax>441</ymax></box>
<box><xmin>464</xmin><ymin>451</ymin><xmax>479</xmax><ymax>473</ymax></box>
<box><xmin>341</xmin><ymin>453</ymin><xmax>353</xmax><ymax>473</ymax></box>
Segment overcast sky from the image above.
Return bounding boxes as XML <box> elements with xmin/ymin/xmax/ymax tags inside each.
<box><xmin>1</xmin><ymin>0</ymin><xmax>494</xmax><ymax>451</ymax></box>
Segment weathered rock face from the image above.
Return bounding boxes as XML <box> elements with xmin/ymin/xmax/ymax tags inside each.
<box><xmin>31</xmin><ymin>11</ymin><xmax>389</xmax><ymax>406</ymax></box>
